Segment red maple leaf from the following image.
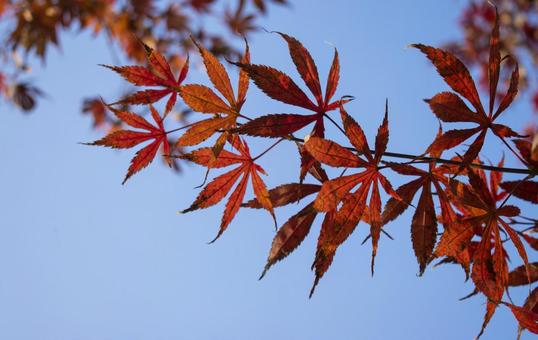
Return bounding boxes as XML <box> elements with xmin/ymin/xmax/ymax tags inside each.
<box><xmin>177</xmin><ymin>39</ymin><xmax>250</xmax><ymax>155</ymax></box>
<box><xmin>86</xmin><ymin>105</ymin><xmax>171</xmax><ymax>184</ymax></box>
<box><xmin>413</xmin><ymin>9</ymin><xmax>521</xmax><ymax>167</ymax></box>
<box><xmin>500</xmin><ymin>138</ymin><xmax>538</xmax><ymax>203</ymax></box>
<box><xmin>243</xmin><ymin>161</ymin><xmax>341</xmax><ymax>297</ymax></box>
<box><xmin>231</xmin><ymin>33</ymin><xmax>347</xmax><ymax>180</ymax></box>
<box><xmin>448</xmin><ymin>165</ymin><xmax>531</xmax><ymax>337</ymax></box>
<box><xmin>180</xmin><ymin>135</ymin><xmax>275</xmax><ymax>242</ymax></box>
<box><xmin>510</xmin><ymin>287</ymin><xmax>538</xmax><ymax>335</ymax></box>
<box><xmin>381</xmin><ymin>145</ymin><xmax>462</xmax><ymax>275</ymax></box>
<box><xmin>304</xmin><ymin>102</ymin><xmax>400</xmax><ymax>277</ymax></box>
<box><xmin>103</xmin><ymin>43</ymin><xmax>188</xmax><ymax>114</ymax></box>
<box><xmin>245</xmin><ymin>180</ymin><xmax>324</xmax><ymax>279</ymax></box>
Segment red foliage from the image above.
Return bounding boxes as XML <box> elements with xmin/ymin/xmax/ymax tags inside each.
<box><xmin>74</xmin><ymin>3</ymin><xmax>538</xmax><ymax>339</ymax></box>
<box><xmin>87</xmin><ymin>105</ymin><xmax>171</xmax><ymax>184</ymax></box>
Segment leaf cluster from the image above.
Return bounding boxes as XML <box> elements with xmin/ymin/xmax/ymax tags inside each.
<box><xmin>88</xmin><ymin>9</ymin><xmax>538</xmax><ymax>338</ymax></box>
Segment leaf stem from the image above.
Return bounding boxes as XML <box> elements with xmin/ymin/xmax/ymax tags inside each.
<box><xmin>498</xmin><ymin>174</ymin><xmax>533</xmax><ymax>209</ymax></box>
<box><xmin>253</xmin><ymin>138</ymin><xmax>285</xmax><ymax>161</ymax></box>
<box><xmin>498</xmin><ymin>135</ymin><xmax>529</xmax><ymax>167</ymax></box>
<box><xmin>238</xmin><ymin>113</ymin><xmax>253</xmax><ymax>121</ymax></box>
<box><xmin>165</xmin><ymin>121</ymin><xmax>200</xmax><ymax>134</ymax></box>
<box><xmin>323</xmin><ymin>112</ymin><xmax>347</xmax><ymax>135</ymax></box>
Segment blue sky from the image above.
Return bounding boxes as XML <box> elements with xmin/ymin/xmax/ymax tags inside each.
<box><xmin>0</xmin><ymin>1</ymin><xmax>535</xmax><ymax>339</ymax></box>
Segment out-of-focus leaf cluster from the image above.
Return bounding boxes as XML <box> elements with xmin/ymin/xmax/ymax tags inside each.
<box><xmin>0</xmin><ymin>0</ymin><xmax>287</xmax><ymax>114</ymax></box>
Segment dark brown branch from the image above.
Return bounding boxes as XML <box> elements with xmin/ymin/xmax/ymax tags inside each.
<box><xmin>285</xmin><ymin>136</ymin><xmax>534</xmax><ymax>175</ymax></box>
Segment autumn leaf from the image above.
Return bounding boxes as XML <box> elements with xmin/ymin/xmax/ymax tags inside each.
<box><xmin>79</xmin><ymin>12</ymin><xmax>538</xmax><ymax>338</ymax></box>
<box><xmin>180</xmin><ymin>135</ymin><xmax>275</xmax><ymax>242</ymax></box>
<box><xmin>102</xmin><ymin>43</ymin><xmax>188</xmax><ymax>114</ymax></box>
<box><xmin>305</xmin><ymin>101</ymin><xmax>400</xmax><ymax>277</ymax></box>
<box><xmin>447</xmin><ymin>166</ymin><xmax>531</xmax><ymax>337</ymax></box>
<box><xmin>508</xmin><ymin>262</ymin><xmax>538</xmax><ymax>287</ymax></box>
<box><xmin>504</xmin><ymin>302</ymin><xmax>538</xmax><ymax>335</ymax></box>
<box><xmin>230</xmin><ymin>33</ymin><xmax>346</xmax><ymax>179</ymax></box>
<box><xmin>516</xmin><ymin>288</ymin><xmax>538</xmax><ymax>336</ymax></box>
<box><xmin>243</xmin><ymin>165</ymin><xmax>328</xmax><ymax>281</ymax></box>
<box><xmin>86</xmin><ymin>105</ymin><xmax>171</xmax><ymax>184</ymax></box>
<box><xmin>231</xmin><ymin>34</ymin><xmax>344</xmax><ymax>139</ymax></box>
<box><xmin>382</xmin><ymin>159</ymin><xmax>459</xmax><ymax>275</ymax></box>
<box><xmin>177</xmin><ymin>40</ymin><xmax>250</xmax><ymax>154</ymax></box>
<box><xmin>500</xmin><ymin>139</ymin><xmax>538</xmax><ymax>204</ymax></box>
<box><xmin>413</xmin><ymin>9</ymin><xmax>521</xmax><ymax>167</ymax></box>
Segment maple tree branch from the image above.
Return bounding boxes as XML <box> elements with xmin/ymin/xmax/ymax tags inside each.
<box><xmin>286</xmin><ymin>136</ymin><xmax>533</xmax><ymax>175</ymax></box>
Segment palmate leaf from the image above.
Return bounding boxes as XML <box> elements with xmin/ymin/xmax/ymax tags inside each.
<box><xmin>242</xmin><ymin>164</ymin><xmax>329</xmax><ymax>282</ymax></box>
<box><xmin>241</xmin><ymin>160</ymin><xmax>341</xmax><ymax>293</ymax></box>
<box><xmin>381</xmin><ymin>129</ymin><xmax>468</xmax><ymax>275</ymax></box>
<box><xmin>305</xmin><ymin>102</ymin><xmax>400</xmax><ymax>282</ymax></box>
<box><xmin>382</xmin><ymin>162</ymin><xmax>451</xmax><ymax>275</ymax></box>
<box><xmin>230</xmin><ymin>33</ymin><xmax>345</xmax><ymax>180</ymax></box>
<box><xmin>180</xmin><ymin>135</ymin><xmax>275</xmax><ymax>242</ymax></box>
<box><xmin>86</xmin><ymin>105</ymin><xmax>171</xmax><ymax>184</ymax></box>
<box><xmin>447</xmin><ymin>165</ymin><xmax>532</xmax><ymax>337</ymax></box>
<box><xmin>413</xmin><ymin>9</ymin><xmax>521</xmax><ymax>166</ymax></box>
<box><xmin>231</xmin><ymin>33</ymin><xmax>343</xmax><ymax>132</ymax></box>
<box><xmin>260</xmin><ymin>201</ymin><xmax>318</xmax><ymax>279</ymax></box>
<box><xmin>177</xmin><ymin>39</ymin><xmax>251</xmax><ymax>154</ymax></box>
<box><xmin>102</xmin><ymin>43</ymin><xmax>188</xmax><ymax>114</ymax></box>
<box><xmin>86</xmin><ymin>15</ymin><xmax>537</xmax><ymax>338</ymax></box>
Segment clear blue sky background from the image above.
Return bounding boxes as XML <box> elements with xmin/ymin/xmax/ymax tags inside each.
<box><xmin>0</xmin><ymin>1</ymin><xmax>536</xmax><ymax>339</ymax></box>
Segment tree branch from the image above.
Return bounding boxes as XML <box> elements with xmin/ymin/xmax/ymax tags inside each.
<box><xmin>286</xmin><ymin>136</ymin><xmax>534</xmax><ymax>175</ymax></box>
